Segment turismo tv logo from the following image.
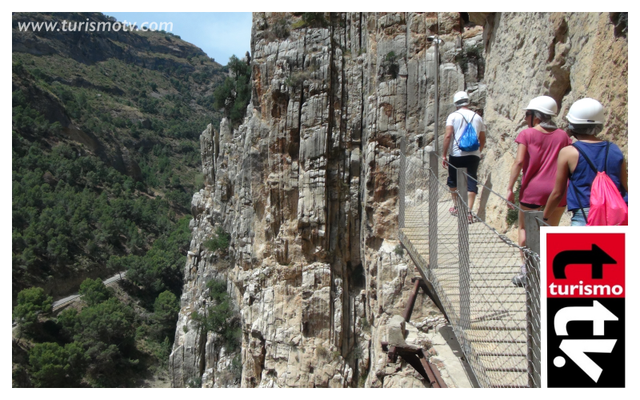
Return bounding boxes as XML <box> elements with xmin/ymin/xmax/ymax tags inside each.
<box><xmin>546</xmin><ymin>233</ymin><xmax>625</xmax><ymax>388</ymax></box>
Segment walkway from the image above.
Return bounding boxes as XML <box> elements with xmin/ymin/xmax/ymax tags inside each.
<box><xmin>401</xmin><ymin>202</ymin><xmax>528</xmax><ymax>387</ymax></box>
<box><xmin>52</xmin><ymin>271</ymin><xmax>127</xmax><ymax>311</ymax></box>
<box><xmin>398</xmin><ymin>150</ymin><xmax>543</xmax><ymax>388</ymax></box>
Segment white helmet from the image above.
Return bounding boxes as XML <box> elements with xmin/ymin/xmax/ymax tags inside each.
<box><xmin>453</xmin><ymin>91</ymin><xmax>470</xmax><ymax>106</ymax></box>
<box><xmin>524</xmin><ymin>96</ymin><xmax>557</xmax><ymax>116</ymax></box>
<box><xmin>566</xmin><ymin>98</ymin><xmax>605</xmax><ymax>125</ymax></box>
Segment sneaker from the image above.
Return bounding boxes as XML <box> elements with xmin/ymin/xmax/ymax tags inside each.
<box><xmin>511</xmin><ymin>274</ymin><xmax>526</xmax><ymax>287</ymax></box>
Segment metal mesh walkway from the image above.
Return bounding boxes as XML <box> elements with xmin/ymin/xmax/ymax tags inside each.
<box><xmin>398</xmin><ymin>148</ymin><xmax>543</xmax><ymax>388</ymax></box>
<box><xmin>402</xmin><ymin>201</ymin><xmax>527</xmax><ymax>387</ymax></box>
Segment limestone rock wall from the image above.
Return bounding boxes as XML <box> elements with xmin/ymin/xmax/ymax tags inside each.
<box><xmin>169</xmin><ymin>12</ymin><xmax>476</xmax><ymax>388</ymax></box>
<box><xmin>169</xmin><ymin>11</ymin><xmax>627</xmax><ymax>388</ymax></box>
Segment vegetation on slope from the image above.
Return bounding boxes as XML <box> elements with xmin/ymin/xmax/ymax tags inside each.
<box><xmin>12</xmin><ymin>12</ymin><xmax>250</xmax><ymax>387</ymax></box>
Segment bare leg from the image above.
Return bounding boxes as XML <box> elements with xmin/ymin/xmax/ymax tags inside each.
<box><xmin>518</xmin><ymin>205</ymin><xmax>565</xmax><ymax>252</ymax></box>
<box><xmin>468</xmin><ymin>191</ymin><xmax>477</xmax><ymax>213</ymax></box>
<box><xmin>512</xmin><ymin>204</ymin><xmax>542</xmax><ymax>287</ymax></box>
<box><xmin>517</xmin><ymin>204</ymin><xmax>543</xmax><ymax>253</ymax></box>
<box><xmin>449</xmin><ymin>188</ymin><xmax>458</xmax><ymax>209</ymax></box>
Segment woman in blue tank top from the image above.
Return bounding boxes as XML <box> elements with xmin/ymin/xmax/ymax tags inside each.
<box><xmin>544</xmin><ymin>98</ymin><xmax>628</xmax><ymax>226</ymax></box>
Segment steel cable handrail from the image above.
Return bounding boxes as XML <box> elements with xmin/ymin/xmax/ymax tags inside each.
<box><xmin>400</xmin><ymin>148</ymin><xmax>543</xmax><ymax>388</ymax></box>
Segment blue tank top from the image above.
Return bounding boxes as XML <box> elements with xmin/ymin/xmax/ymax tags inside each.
<box><xmin>567</xmin><ymin>141</ymin><xmax>627</xmax><ymax>211</ymax></box>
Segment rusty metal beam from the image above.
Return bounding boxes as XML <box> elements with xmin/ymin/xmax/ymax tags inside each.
<box><xmin>403</xmin><ymin>278</ymin><xmax>422</xmax><ymax>322</ymax></box>
<box><xmin>380</xmin><ymin>342</ymin><xmax>448</xmax><ymax>388</ymax></box>
<box><xmin>418</xmin><ymin>355</ymin><xmax>439</xmax><ymax>387</ymax></box>
<box><xmin>418</xmin><ymin>349</ymin><xmax>447</xmax><ymax>388</ymax></box>
<box><xmin>379</xmin><ymin>275</ymin><xmax>450</xmax><ymax>388</ymax></box>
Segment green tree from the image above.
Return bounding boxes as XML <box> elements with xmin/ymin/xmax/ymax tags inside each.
<box><xmin>13</xmin><ymin>287</ymin><xmax>53</xmax><ymax>338</ymax></box>
<box><xmin>78</xmin><ymin>278</ymin><xmax>111</xmax><ymax>306</ymax></box>
<box><xmin>57</xmin><ymin>308</ymin><xmax>79</xmax><ymax>342</ymax></box>
<box><xmin>67</xmin><ymin>298</ymin><xmax>138</xmax><ymax>386</ymax></box>
<box><xmin>28</xmin><ymin>342</ymin><xmax>86</xmax><ymax>387</ymax></box>
<box><xmin>151</xmin><ymin>290</ymin><xmax>180</xmax><ymax>341</ymax></box>
<box><xmin>74</xmin><ymin>298</ymin><xmax>135</xmax><ymax>348</ymax></box>
<box><xmin>192</xmin><ymin>279</ymin><xmax>241</xmax><ymax>352</ymax></box>
<box><xmin>213</xmin><ymin>55</ymin><xmax>251</xmax><ymax>126</ymax></box>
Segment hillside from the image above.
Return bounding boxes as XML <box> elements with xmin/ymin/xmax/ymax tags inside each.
<box><xmin>11</xmin><ymin>12</ymin><xmax>242</xmax><ymax>387</ymax></box>
<box><xmin>12</xmin><ymin>12</ymin><xmax>225</xmax><ymax>300</ymax></box>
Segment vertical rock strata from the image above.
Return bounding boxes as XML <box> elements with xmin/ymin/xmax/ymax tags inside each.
<box><xmin>170</xmin><ymin>12</ymin><xmax>626</xmax><ymax>388</ymax></box>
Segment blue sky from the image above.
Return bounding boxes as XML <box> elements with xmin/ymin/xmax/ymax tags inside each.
<box><xmin>104</xmin><ymin>12</ymin><xmax>252</xmax><ymax>65</ymax></box>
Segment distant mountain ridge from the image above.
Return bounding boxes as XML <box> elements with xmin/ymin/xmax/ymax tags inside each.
<box><xmin>13</xmin><ymin>12</ymin><xmax>215</xmax><ymax>69</ymax></box>
<box><xmin>12</xmin><ymin>11</ymin><xmax>226</xmax><ymax>300</ymax></box>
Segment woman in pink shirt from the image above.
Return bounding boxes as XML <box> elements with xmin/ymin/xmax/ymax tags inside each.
<box><xmin>507</xmin><ymin>96</ymin><xmax>571</xmax><ymax>286</ymax></box>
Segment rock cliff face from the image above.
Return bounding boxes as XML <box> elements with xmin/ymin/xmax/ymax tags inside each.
<box><xmin>472</xmin><ymin>12</ymin><xmax>628</xmax><ymax>230</ymax></box>
<box><xmin>169</xmin><ymin>12</ymin><xmax>627</xmax><ymax>388</ymax></box>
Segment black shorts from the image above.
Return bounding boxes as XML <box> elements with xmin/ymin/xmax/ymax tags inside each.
<box><xmin>447</xmin><ymin>155</ymin><xmax>480</xmax><ymax>193</ymax></box>
<box><xmin>519</xmin><ymin>202</ymin><xmax>543</xmax><ymax>209</ymax></box>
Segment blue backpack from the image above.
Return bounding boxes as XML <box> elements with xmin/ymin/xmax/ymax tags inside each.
<box><xmin>455</xmin><ymin>112</ymin><xmax>480</xmax><ymax>152</ymax></box>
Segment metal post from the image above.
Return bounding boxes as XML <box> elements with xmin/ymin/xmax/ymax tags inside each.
<box><xmin>399</xmin><ymin>136</ymin><xmax>406</xmax><ymax>229</ymax></box>
<box><xmin>433</xmin><ymin>36</ymin><xmax>440</xmax><ymax>154</ymax></box>
<box><xmin>428</xmin><ymin>151</ymin><xmax>439</xmax><ymax>273</ymax></box>
<box><xmin>457</xmin><ymin>168</ymin><xmax>470</xmax><ymax>329</ymax></box>
<box><xmin>524</xmin><ymin>210</ymin><xmax>542</xmax><ymax>254</ymax></box>
<box><xmin>524</xmin><ymin>211</ymin><xmax>542</xmax><ymax>388</ymax></box>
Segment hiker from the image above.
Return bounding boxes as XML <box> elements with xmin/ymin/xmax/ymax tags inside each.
<box><xmin>543</xmin><ymin>98</ymin><xmax>628</xmax><ymax>226</ymax></box>
<box><xmin>507</xmin><ymin>96</ymin><xmax>571</xmax><ymax>286</ymax></box>
<box><xmin>442</xmin><ymin>91</ymin><xmax>486</xmax><ymax>223</ymax></box>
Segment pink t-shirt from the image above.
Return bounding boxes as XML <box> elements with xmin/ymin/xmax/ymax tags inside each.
<box><xmin>515</xmin><ymin>128</ymin><xmax>572</xmax><ymax>206</ymax></box>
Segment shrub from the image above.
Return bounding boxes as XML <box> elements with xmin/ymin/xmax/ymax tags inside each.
<box><xmin>231</xmin><ymin>354</ymin><xmax>242</xmax><ymax>380</ymax></box>
<box><xmin>291</xmin><ymin>13</ymin><xmax>328</xmax><ymax>29</ymax></box>
<box><xmin>316</xmin><ymin>344</ymin><xmax>328</xmax><ymax>359</ymax></box>
<box><xmin>358</xmin><ymin>373</ymin><xmax>367</xmax><ymax>388</ymax></box>
<box><xmin>385</xmin><ymin>51</ymin><xmax>397</xmax><ymax>63</ymax></box>
<box><xmin>194</xmin><ymin>173</ymin><xmax>204</xmax><ymax>189</ymax></box>
<box><xmin>284</xmin><ymin>70</ymin><xmax>312</xmax><ymax>88</ymax></box>
<box><xmin>380</xmin><ymin>51</ymin><xmax>399</xmax><ymax>80</ymax></box>
<box><xmin>360</xmin><ymin>318</ymin><xmax>371</xmax><ymax>333</ymax></box>
<box><xmin>186</xmin><ymin>376</ymin><xmax>202</xmax><ymax>388</ymax></box>
<box><xmin>456</xmin><ymin>43</ymin><xmax>484</xmax><ymax>74</ymax></box>
<box><xmin>213</xmin><ymin>55</ymin><xmax>251</xmax><ymax>126</ymax></box>
<box><xmin>272</xmin><ymin>17</ymin><xmax>290</xmax><ymax>39</ymax></box>
<box><xmin>204</xmin><ymin>226</ymin><xmax>230</xmax><ymax>253</ymax></box>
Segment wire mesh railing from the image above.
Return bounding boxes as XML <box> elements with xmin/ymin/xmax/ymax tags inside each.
<box><xmin>398</xmin><ymin>145</ymin><xmax>545</xmax><ymax>388</ymax></box>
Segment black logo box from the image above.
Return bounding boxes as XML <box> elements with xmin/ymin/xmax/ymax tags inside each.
<box><xmin>547</xmin><ymin>298</ymin><xmax>625</xmax><ymax>388</ymax></box>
